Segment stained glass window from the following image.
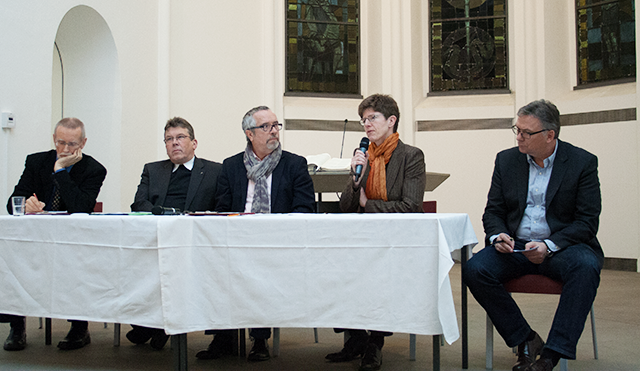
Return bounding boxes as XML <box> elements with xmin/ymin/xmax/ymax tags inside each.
<box><xmin>286</xmin><ymin>0</ymin><xmax>359</xmax><ymax>95</ymax></box>
<box><xmin>430</xmin><ymin>0</ymin><xmax>508</xmax><ymax>92</ymax></box>
<box><xmin>576</xmin><ymin>0</ymin><xmax>635</xmax><ymax>85</ymax></box>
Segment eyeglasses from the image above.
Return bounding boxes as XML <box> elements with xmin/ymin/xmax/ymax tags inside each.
<box><xmin>164</xmin><ymin>134</ymin><xmax>191</xmax><ymax>144</ymax></box>
<box><xmin>55</xmin><ymin>140</ymin><xmax>81</xmax><ymax>149</ymax></box>
<box><xmin>251</xmin><ymin>123</ymin><xmax>283</xmax><ymax>132</ymax></box>
<box><xmin>511</xmin><ymin>126</ymin><xmax>548</xmax><ymax>139</ymax></box>
<box><xmin>360</xmin><ymin>113</ymin><xmax>384</xmax><ymax>126</ymax></box>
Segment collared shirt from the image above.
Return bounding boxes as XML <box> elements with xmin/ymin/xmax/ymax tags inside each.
<box><xmin>244</xmin><ymin>151</ymin><xmax>273</xmax><ymax>213</ymax></box>
<box><xmin>172</xmin><ymin>156</ymin><xmax>195</xmax><ymax>172</ymax></box>
<box><xmin>515</xmin><ymin>140</ymin><xmax>559</xmax><ymax>251</ymax></box>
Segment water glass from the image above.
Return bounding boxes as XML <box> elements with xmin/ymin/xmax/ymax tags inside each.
<box><xmin>11</xmin><ymin>196</ymin><xmax>26</xmax><ymax>216</ymax></box>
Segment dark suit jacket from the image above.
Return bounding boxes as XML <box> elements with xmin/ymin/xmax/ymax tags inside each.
<box><xmin>7</xmin><ymin>149</ymin><xmax>107</xmax><ymax>214</ymax></box>
<box><xmin>215</xmin><ymin>150</ymin><xmax>315</xmax><ymax>213</ymax></box>
<box><xmin>482</xmin><ymin>139</ymin><xmax>602</xmax><ymax>256</ymax></box>
<box><xmin>131</xmin><ymin>157</ymin><xmax>222</xmax><ymax>212</ymax></box>
<box><xmin>340</xmin><ymin>140</ymin><xmax>426</xmax><ymax>213</ymax></box>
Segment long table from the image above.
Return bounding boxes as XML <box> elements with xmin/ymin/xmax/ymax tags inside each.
<box><xmin>0</xmin><ymin>213</ymin><xmax>477</xmax><ymax>370</ymax></box>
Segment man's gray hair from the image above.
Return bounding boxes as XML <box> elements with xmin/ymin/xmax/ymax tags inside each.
<box><xmin>54</xmin><ymin>117</ymin><xmax>86</xmax><ymax>139</ymax></box>
<box><xmin>242</xmin><ymin>106</ymin><xmax>271</xmax><ymax>131</ymax></box>
<box><xmin>517</xmin><ymin>99</ymin><xmax>560</xmax><ymax>139</ymax></box>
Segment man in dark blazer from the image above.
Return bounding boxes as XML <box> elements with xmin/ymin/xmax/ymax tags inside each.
<box><xmin>128</xmin><ymin>117</ymin><xmax>221</xmax><ymax>349</ymax></box>
<box><xmin>463</xmin><ymin>100</ymin><xmax>603</xmax><ymax>371</ymax></box>
<box><xmin>195</xmin><ymin>106</ymin><xmax>314</xmax><ymax>362</ymax></box>
<box><xmin>4</xmin><ymin>117</ymin><xmax>107</xmax><ymax>351</ymax></box>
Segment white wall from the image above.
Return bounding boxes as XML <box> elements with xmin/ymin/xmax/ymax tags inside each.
<box><xmin>1</xmin><ymin>0</ymin><xmax>638</xmax><ymax>267</ymax></box>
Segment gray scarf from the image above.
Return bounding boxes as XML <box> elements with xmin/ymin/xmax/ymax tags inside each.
<box><xmin>243</xmin><ymin>143</ymin><xmax>282</xmax><ymax>213</ymax></box>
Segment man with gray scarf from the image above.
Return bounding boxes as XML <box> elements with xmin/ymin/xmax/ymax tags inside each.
<box><xmin>195</xmin><ymin>106</ymin><xmax>315</xmax><ymax>362</ymax></box>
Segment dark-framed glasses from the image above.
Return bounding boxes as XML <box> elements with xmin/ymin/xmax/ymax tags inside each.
<box><xmin>164</xmin><ymin>134</ymin><xmax>191</xmax><ymax>144</ymax></box>
<box><xmin>511</xmin><ymin>126</ymin><xmax>548</xmax><ymax>139</ymax></box>
<box><xmin>251</xmin><ymin>123</ymin><xmax>283</xmax><ymax>132</ymax></box>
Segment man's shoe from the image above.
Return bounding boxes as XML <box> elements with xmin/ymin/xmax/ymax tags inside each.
<box><xmin>325</xmin><ymin>332</ymin><xmax>368</xmax><ymax>362</ymax></box>
<box><xmin>57</xmin><ymin>327</ymin><xmax>91</xmax><ymax>350</ymax></box>
<box><xmin>359</xmin><ymin>343</ymin><xmax>382</xmax><ymax>371</ymax></box>
<box><xmin>3</xmin><ymin>328</ymin><xmax>26</xmax><ymax>351</ymax></box>
<box><xmin>513</xmin><ymin>332</ymin><xmax>544</xmax><ymax>371</ymax></box>
<box><xmin>150</xmin><ymin>329</ymin><xmax>170</xmax><ymax>350</ymax></box>
<box><xmin>126</xmin><ymin>327</ymin><xmax>153</xmax><ymax>345</ymax></box>
<box><xmin>195</xmin><ymin>335</ymin><xmax>234</xmax><ymax>360</ymax></box>
<box><xmin>247</xmin><ymin>338</ymin><xmax>270</xmax><ymax>362</ymax></box>
<box><xmin>525</xmin><ymin>357</ymin><xmax>555</xmax><ymax>371</ymax></box>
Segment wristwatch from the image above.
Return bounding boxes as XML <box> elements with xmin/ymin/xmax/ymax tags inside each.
<box><xmin>543</xmin><ymin>241</ymin><xmax>554</xmax><ymax>257</ymax></box>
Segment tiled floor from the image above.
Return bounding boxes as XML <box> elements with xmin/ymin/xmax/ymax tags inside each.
<box><xmin>1</xmin><ymin>264</ymin><xmax>638</xmax><ymax>370</ymax></box>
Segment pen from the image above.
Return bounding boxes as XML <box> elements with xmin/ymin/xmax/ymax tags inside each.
<box><xmin>33</xmin><ymin>193</ymin><xmax>38</xmax><ymax>201</ymax></box>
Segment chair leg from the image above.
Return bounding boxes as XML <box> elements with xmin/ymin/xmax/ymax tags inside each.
<box><xmin>409</xmin><ymin>334</ymin><xmax>416</xmax><ymax>361</ymax></box>
<box><xmin>38</xmin><ymin>317</ymin><xmax>43</xmax><ymax>329</ymax></box>
<box><xmin>559</xmin><ymin>358</ymin><xmax>568</xmax><ymax>371</ymax></box>
<box><xmin>486</xmin><ymin>314</ymin><xmax>494</xmax><ymax>370</ymax></box>
<box><xmin>113</xmin><ymin>323</ymin><xmax>121</xmax><ymax>347</ymax></box>
<box><xmin>590</xmin><ymin>305</ymin><xmax>598</xmax><ymax>359</ymax></box>
<box><xmin>239</xmin><ymin>329</ymin><xmax>246</xmax><ymax>358</ymax></box>
<box><xmin>313</xmin><ymin>328</ymin><xmax>318</xmax><ymax>343</ymax></box>
<box><xmin>272</xmin><ymin>328</ymin><xmax>280</xmax><ymax>357</ymax></box>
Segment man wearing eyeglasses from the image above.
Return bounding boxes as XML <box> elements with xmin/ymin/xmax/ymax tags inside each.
<box><xmin>4</xmin><ymin>117</ymin><xmax>107</xmax><ymax>351</ymax></box>
<box><xmin>128</xmin><ymin>116</ymin><xmax>221</xmax><ymax>349</ymax></box>
<box><xmin>463</xmin><ymin>100</ymin><xmax>602</xmax><ymax>371</ymax></box>
<box><xmin>195</xmin><ymin>106</ymin><xmax>314</xmax><ymax>362</ymax></box>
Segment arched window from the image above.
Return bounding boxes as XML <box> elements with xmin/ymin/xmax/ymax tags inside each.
<box><xmin>430</xmin><ymin>0</ymin><xmax>508</xmax><ymax>92</ymax></box>
<box><xmin>286</xmin><ymin>0</ymin><xmax>360</xmax><ymax>96</ymax></box>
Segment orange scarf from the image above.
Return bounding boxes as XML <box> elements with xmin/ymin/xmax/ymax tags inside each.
<box><xmin>365</xmin><ymin>132</ymin><xmax>399</xmax><ymax>201</ymax></box>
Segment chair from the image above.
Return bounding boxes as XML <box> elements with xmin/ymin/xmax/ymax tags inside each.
<box><xmin>485</xmin><ymin>274</ymin><xmax>598</xmax><ymax>371</ymax></box>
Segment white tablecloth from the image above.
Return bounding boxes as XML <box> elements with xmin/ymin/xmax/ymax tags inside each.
<box><xmin>0</xmin><ymin>213</ymin><xmax>476</xmax><ymax>344</ymax></box>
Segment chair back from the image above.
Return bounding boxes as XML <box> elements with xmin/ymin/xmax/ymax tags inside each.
<box><xmin>93</xmin><ymin>202</ymin><xmax>103</xmax><ymax>213</ymax></box>
<box><xmin>422</xmin><ymin>201</ymin><xmax>437</xmax><ymax>213</ymax></box>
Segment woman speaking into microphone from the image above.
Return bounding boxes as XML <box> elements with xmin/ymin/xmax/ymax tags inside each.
<box><xmin>326</xmin><ymin>94</ymin><xmax>427</xmax><ymax>371</ymax></box>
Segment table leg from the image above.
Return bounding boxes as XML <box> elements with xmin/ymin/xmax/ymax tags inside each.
<box><xmin>45</xmin><ymin>318</ymin><xmax>52</xmax><ymax>345</ymax></box>
<box><xmin>432</xmin><ymin>334</ymin><xmax>440</xmax><ymax>371</ymax></box>
<box><xmin>461</xmin><ymin>245</ymin><xmax>469</xmax><ymax>369</ymax></box>
<box><xmin>172</xmin><ymin>334</ymin><xmax>188</xmax><ymax>371</ymax></box>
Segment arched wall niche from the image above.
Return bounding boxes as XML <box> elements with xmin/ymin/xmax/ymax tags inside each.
<box><xmin>52</xmin><ymin>5</ymin><xmax>122</xmax><ymax>212</ymax></box>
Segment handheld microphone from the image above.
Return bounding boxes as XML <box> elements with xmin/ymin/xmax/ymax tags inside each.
<box><xmin>152</xmin><ymin>205</ymin><xmax>182</xmax><ymax>215</ymax></box>
<box><xmin>354</xmin><ymin>137</ymin><xmax>370</xmax><ymax>182</ymax></box>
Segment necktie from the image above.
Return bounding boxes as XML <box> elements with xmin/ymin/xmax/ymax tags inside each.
<box><xmin>51</xmin><ymin>187</ymin><xmax>61</xmax><ymax>211</ymax></box>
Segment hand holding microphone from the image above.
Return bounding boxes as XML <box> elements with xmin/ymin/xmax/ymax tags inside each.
<box><xmin>352</xmin><ymin>137</ymin><xmax>370</xmax><ymax>182</ymax></box>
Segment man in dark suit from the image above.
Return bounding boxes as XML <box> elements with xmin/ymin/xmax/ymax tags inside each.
<box><xmin>463</xmin><ymin>100</ymin><xmax>603</xmax><ymax>371</ymax></box>
<box><xmin>328</xmin><ymin>94</ymin><xmax>426</xmax><ymax>371</ymax></box>
<box><xmin>4</xmin><ymin>117</ymin><xmax>107</xmax><ymax>351</ymax></box>
<box><xmin>128</xmin><ymin>117</ymin><xmax>221</xmax><ymax>349</ymax></box>
<box><xmin>195</xmin><ymin>106</ymin><xmax>315</xmax><ymax>362</ymax></box>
